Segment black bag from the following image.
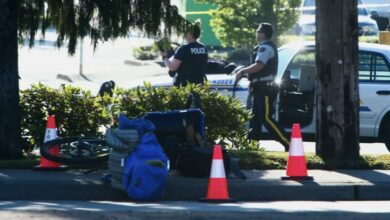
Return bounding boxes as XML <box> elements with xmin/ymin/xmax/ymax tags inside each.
<box><xmin>160</xmin><ymin>134</ymin><xmax>186</xmax><ymax>169</ymax></box>
<box><xmin>175</xmin><ymin>144</ymin><xmax>231</xmax><ymax>178</ymax></box>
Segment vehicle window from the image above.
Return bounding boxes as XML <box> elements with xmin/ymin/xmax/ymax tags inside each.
<box><xmin>286</xmin><ymin>50</ymin><xmax>315</xmax><ymax>78</ymax></box>
<box><xmin>357</xmin><ymin>7</ymin><xmax>368</xmax><ymax>16</ymax></box>
<box><xmin>359</xmin><ymin>53</ymin><xmax>372</xmax><ymax>80</ymax></box>
<box><xmin>374</xmin><ymin>55</ymin><xmax>390</xmax><ymax>81</ymax></box>
<box><xmin>285</xmin><ymin>50</ymin><xmax>316</xmax><ymax>92</ymax></box>
<box><xmin>359</xmin><ymin>51</ymin><xmax>390</xmax><ymax>82</ymax></box>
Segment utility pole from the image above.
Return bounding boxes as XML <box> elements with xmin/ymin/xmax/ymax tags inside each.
<box><xmin>315</xmin><ymin>0</ymin><xmax>360</xmax><ymax>161</ymax></box>
<box><xmin>0</xmin><ymin>0</ymin><xmax>23</xmax><ymax>159</ymax></box>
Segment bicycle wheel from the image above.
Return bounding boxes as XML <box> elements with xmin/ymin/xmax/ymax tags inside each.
<box><xmin>41</xmin><ymin>137</ymin><xmax>109</xmax><ymax>165</ymax></box>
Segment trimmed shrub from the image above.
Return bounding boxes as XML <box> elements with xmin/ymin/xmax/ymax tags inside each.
<box><xmin>228</xmin><ymin>49</ymin><xmax>250</xmax><ymax>61</ymax></box>
<box><xmin>114</xmin><ymin>83</ymin><xmax>253</xmax><ymax>145</ymax></box>
<box><xmin>132</xmin><ymin>46</ymin><xmax>158</xmax><ymax>60</ymax></box>
<box><xmin>19</xmin><ymin>83</ymin><xmax>255</xmax><ymax>152</ymax></box>
<box><xmin>20</xmin><ymin>84</ymin><xmax>112</xmax><ymax>152</ymax></box>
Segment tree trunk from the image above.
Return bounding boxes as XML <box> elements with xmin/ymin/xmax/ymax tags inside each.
<box><xmin>315</xmin><ymin>0</ymin><xmax>360</xmax><ymax>161</ymax></box>
<box><xmin>0</xmin><ymin>0</ymin><xmax>23</xmax><ymax>159</ymax></box>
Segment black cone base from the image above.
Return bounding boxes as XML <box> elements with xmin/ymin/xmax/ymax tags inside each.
<box><xmin>281</xmin><ymin>176</ymin><xmax>314</xmax><ymax>181</ymax></box>
<box><xmin>199</xmin><ymin>198</ymin><xmax>238</xmax><ymax>203</ymax></box>
<box><xmin>33</xmin><ymin>165</ymin><xmax>68</xmax><ymax>171</ymax></box>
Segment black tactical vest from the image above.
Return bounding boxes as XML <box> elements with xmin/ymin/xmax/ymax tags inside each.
<box><xmin>249</xmin><ymin>40</ymin><xmax>278</xmax><ymax>81</ymax></box>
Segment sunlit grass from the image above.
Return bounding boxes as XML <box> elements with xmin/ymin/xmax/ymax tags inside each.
<box><xmin>233</xmin><ymin>150</ymin><xmax>390</xmax><ymax>170</ymax></box>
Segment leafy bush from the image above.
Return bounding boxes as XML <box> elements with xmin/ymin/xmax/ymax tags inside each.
<box><xmin>154</xmin><ymin>37</ymin><xmax>173</xmax><ymax>52</ymax></box>
<box><xmin>209</xmin><ymin>51</ymin><xmax>229</xmax><ymax>61</ymax></box>
<box><xmin>19</xmin><ymin>83</ymin><xmax>254</xmax><ymax>152</ymax></box>
<box><xmin>20</xmin><ymin>84</ymin><xmax>112</xmax><ymax>152</ymax></box>
<box><xmin>114</xmin><ymin>83</ymin><xmax>252</xmax><ymax>145</ymax></box>
<box><xmin>196</xmin><ymin>0</ymin><xmax>301</xmax><ymax>49</ymax></box>
<box><xmin>132</xmin><ymin>46</ymin><xmax>158</xmax><ymax>60</ymax></box>
<box><xmin>228</xmin><ymin>49</ymin><xmax>250</xmax><ymax>61</ymax></box>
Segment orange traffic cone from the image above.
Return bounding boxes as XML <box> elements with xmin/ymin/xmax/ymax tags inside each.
<box><xmin>200</xmin><ymin>145</ymin><xmax>237</xmax><ymax>202</ymax></box>
<box><xmin>282</xmin><ymin>123</ymin><xmax>313</xmax><ymax>180</ymax></box>
<box><xmin>34</xmin><ymin>115</ymin><xmax>66</xmax><ymax>171</ymax></box>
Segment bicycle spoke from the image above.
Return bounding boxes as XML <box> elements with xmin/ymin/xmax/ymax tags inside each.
<box><xmin>41</xmin><ymin>137</ymin><xmax>109</xmax><ymax>165</ymax></box>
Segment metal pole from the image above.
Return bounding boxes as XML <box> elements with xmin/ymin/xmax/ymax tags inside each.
<box><xmin>79</xmin><ymin>38</ymin><xmax>83</xmax><ymax>76</ymax></box>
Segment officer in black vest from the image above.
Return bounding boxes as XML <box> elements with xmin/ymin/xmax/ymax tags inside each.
<box><xmin>235</xmin><ymin>23</ymin><xmax>289</xmax><ymax>151</ymax></box>
<box><xmin>160</xmin><ymin>23</ymin><xmax>208</xmax><ymax>87</ymax></box>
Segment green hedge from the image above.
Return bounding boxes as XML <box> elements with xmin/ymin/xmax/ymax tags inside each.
<box><xmin>132</xmin><ymin>46</ymin><xmax>158</xmax><ymax>60</ymax></box>
<box><xmin>20</xmin><ymin>83</ymin><xmax>255</xmax><ymax>153</ymax></box>
<box><xmin>114</xmin><ymin>83</ymin><xmax>253</xmax><ymax>146</ymax></box>
<box><xmin>20</xmin><ymin>84</ymin><xmax>112</xmax><ymax>152</ymax></box>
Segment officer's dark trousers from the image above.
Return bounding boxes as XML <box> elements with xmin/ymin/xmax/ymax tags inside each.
<box><xmin>249</xmin><ymin>83</ymin><xmax>290</xmax><ymax>151</ymax></box>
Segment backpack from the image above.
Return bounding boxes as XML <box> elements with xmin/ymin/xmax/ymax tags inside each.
<box><xmin>122</xmin><ymin>132</ymin><xmax>169</xmax><ymax>201</ymax></box>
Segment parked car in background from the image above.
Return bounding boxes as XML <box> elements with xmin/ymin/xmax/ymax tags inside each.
<box><xmin>296</xmin><ymin>0</ymin><xmax>379</xmax><ymax>36</ymax></box>
<box><xmin>274</xmin><ymin>42</ymin><xmax>390</xmax><ymax>152</ymax></box>
<box><xmin>362</xmin><ymin>0</ymin><xmax>390</xmax><ymax>18</ymax></box>
<box><xmin>361</xmin><ymin>0</ymin><xmax>390</xmax><ymax>30</ymax></box>
<box><xmin>138</xmin><ymin>42</ymin><xmax>390</xmax><ymax>151</ymax></box>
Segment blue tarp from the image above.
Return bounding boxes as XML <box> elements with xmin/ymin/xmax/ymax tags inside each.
<box><xmin>143</xmin><ymin>109</ymin><xmax>206</xmax><ymax>142</ymax></box>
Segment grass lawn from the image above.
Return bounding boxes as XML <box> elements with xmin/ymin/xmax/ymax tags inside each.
<box><xmin>0</xmin><ymin>150</ymin><xmax>389</xmax><ymax>170</ymax></box>
<box><xmin>234</xmin><ymin>150</ymin><xmax>390</xmax><ymax>170</ymax></box>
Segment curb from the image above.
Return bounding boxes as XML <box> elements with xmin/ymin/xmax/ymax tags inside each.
<box><xmin>0</xmin><ymin>169</ymin><xmax>390</xmax><ymax>201</ymax></box>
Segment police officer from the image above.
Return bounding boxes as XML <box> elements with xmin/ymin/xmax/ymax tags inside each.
<box><xmin>160</xmin><ymin>23</ymin><xmax>208</xmax><ymax>87</ymax></box>
<box><xmin>235</xmin><ymin>23</ymin><xmax>289</xmax><ymax>151</ymax></box>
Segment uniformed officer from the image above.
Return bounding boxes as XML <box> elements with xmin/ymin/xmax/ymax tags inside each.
<box><xmin>235</xmin><ymin>23</ymin><xmax>290</xmax><ymax>151</ymax></box>
<box><xmin>160</xmin><ymin>23</ymin><xmax>208</xmax><ymax>87</ymax></box>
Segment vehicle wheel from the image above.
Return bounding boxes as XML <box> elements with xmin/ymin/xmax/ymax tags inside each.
<box><xmin>40</xmin><ymin>137</ymin><xmax>109</xmax><ymax>165</ymax></box>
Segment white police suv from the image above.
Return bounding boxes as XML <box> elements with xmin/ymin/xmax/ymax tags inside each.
<box><xmin>141</xmin><ymin>42</ymin><xmax>390</xmax><ymax>151</ymax></box>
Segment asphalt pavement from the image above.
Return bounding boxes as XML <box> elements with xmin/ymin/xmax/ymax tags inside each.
<box><xmin>1</xmin><ymin>201</ymin><xmax>390</xmax><ymax>220</ymax></box>
<box><xmin>1</xmin><ymin>169</ymin><xmax>390</xmax><ymax>219</ymax></box>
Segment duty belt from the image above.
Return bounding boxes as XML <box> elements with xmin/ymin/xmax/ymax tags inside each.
<box><xmin>250</xmin><ymin>75</ymin><xmax>275</xmax><ymax>83</ymax></box>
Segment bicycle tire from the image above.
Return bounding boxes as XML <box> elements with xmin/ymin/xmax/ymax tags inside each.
<box><xmin>41</xmin><ymin>137</ymin><xmax>109</xmax><ymax>165</ymax></box>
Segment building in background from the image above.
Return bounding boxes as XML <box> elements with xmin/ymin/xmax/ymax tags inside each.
<box><xmin>172</xmin><ymin>0</ymin><xmax>221</xmax><ymax>47</ymax></box>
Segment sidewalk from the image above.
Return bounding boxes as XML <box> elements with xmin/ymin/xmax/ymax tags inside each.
<box><xmin>0</xmin><ymin>169</ymin><xmax>389</xmax><ymax>201</ymax></box>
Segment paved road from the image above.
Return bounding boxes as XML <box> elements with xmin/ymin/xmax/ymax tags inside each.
<box><xmin>0</xmin><ymin>201</ymin><xmax>390</xmax><ymax>220</ymax></box>
<box><xmin>19</xmin><ymin>33</ymin><xmax>164</xmax><ymax>94</ymax></box>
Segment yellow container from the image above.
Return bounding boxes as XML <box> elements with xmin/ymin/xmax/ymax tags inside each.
<box><xmin>379</xmin><ymin>31</ymin><xmax>390</xmax><ymax>45</ymax></box>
